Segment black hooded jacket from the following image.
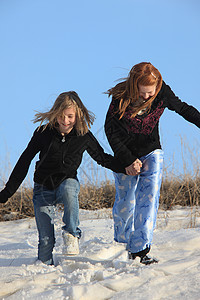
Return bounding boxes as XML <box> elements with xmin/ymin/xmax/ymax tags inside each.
<box><xmin>0</xmin><ymin>126</ymin><xmax>125</xmax><ymax>200</ymax></box>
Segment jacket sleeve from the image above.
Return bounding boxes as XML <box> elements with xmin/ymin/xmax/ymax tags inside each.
<box><xmin>86</xmin><ymin>131</ymin><xmax>126</xmax><ymax>174</ymax></box>
<box><xmin>163</xmin><ymin>82</ymin><xmax>200</xmax><ymax>128</ymax></box>
<box><xmin>1</xmin><ymin>128</ymin><xmax>42</xmax><ymax>199</ymax></box>
<box><xmin>104</xmin><ymin>102</ymin><xmax>138</xmax><ymax>167</ymax></box>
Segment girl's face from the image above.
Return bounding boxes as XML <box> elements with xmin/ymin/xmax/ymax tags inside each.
<box><xmin>57</xmin><ymin>106</ymin><xmax>76</xmax><ymax>135</ymax></box>
<box><xmin>138</xmin><ymin>84</ymin><xmax>157</xmax><ymax>101</ymax></box>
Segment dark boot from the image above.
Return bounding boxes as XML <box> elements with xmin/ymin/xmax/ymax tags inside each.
<box><xmin>140</xmin><ymin>255</ymin><xmax>158</xmax><ymax>265</ymax></box>
<box><xmin>128</xmin><ymin>246</ymin><xmax>159</xmax><ymax>265</ymax></box>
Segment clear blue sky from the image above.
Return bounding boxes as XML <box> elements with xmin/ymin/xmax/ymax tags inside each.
<box><xmin>0</xmin><ymin>0</ymin><xmax>200</xmax><ymax>186</ymax></box>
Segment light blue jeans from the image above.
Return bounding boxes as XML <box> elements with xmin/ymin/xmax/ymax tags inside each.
<box><xmin>113</xmin><ymin>149</ymin><xmax>163</xmax><ymax>254</ymax></box>
<box><xmin>33</xmin><ymin>178</ymin><xmax>81</xmax><ymax>265</ymax></box>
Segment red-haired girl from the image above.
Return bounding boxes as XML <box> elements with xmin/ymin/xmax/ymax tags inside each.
<box><xmin>105</xmin><ymin>62</ymin><xmax>200</xmax><ymax>264</ymax></box>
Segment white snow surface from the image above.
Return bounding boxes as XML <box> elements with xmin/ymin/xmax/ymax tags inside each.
<box><xmin>0</xmin><ymin>206</ymin><xmax>200</xmax><ymax>300</ymax></box>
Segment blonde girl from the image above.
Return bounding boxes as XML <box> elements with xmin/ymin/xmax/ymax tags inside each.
<box><xmin>0</xmin><ymin>91</ymin><xmax>124</xmax><ymax>265</ymax></box>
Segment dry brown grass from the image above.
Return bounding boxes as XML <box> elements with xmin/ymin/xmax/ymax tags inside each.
<box><xmin>0</xmin><ymin>186</ymin><xmax>34</xmax><ymax>221</ymax></box>
<box><xmin>1</xmin><ymin>173</ymin><xmax>200</xmax><ymax>222</ymax></box>
<box><xmin>1</xmin><ymin>138</ymin><xmax>200</xmax><ymax>221</ymax></box>
<box><xmin>79</xmin><ymin>180</ymin><xmax>115</xmax><ymax>210</ymax></box>
<box><xmin>159</xmin><ymin>176</ymin><xmax>200</xmax><ymax>209</ymax></box>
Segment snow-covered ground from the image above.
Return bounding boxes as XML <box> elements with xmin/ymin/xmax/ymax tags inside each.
<box><xmin>0</xmin><ymin>206</ymin><xmax>200</xmax><ymax>300</ymax></box>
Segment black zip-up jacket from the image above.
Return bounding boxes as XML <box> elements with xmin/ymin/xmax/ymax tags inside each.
<box><xmin>0</xmin><ymin>126</ymin><xmax>125</xmax><ymax>201</ymax></box>
<box><xmin>105</xmin><ymin>81</ymin><xmax>200</xmax><ymax>167</ymax></box>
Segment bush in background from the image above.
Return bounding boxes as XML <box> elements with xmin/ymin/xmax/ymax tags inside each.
<box><xmin>1</xmin><ymin>175</ymin><xmax>200</xmax><ymax>221</ymax></box>
<box><xmin>1</xmin><ymin>137</ymin><xmax>200</xmax><ymax>221</ymax></box>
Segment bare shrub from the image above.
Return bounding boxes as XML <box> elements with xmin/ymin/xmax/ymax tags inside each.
<box><xmin>0</xmin><ymin>186</ymin><xmax>34</xmax><ymax>221</ymax></box>
<box><xmin>0</xmin><ymin>136</ymin><xmax>200</xmax><ymax>221</ymax></box>
<box><xmin>159</xmin><ymin>176</ymin><xmax>200</xmax><ymax>209</ymax></box>
<box><xmin>1</xmin><ymin>175</ymin><xmax>200</xmax><ymax>222</ymax></box>
<box><xmin>79</xmin><ymin>180</ymin><xmax>115</xmax><ymax>210</ymax></box>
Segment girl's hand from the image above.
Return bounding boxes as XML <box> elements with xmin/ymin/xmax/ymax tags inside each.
<box><xmin>125</xmin><ymin>159</ymin><xmax>142</xmax><ymax>176</ymax></box>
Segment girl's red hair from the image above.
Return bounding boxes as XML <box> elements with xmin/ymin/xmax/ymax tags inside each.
<box><xmin>106</xmin><ymin>62</ymin><xmax>162</xmax><ymax>118</ymax></box>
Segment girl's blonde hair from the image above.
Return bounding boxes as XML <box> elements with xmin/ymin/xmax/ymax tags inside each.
<box><xmin>33</xmin><ymin>91</ymin><xmax>95</xmax><ymax>135</ymax></box>
<box><xmin>106</xmin><ymin>62</ymin><xmax>163</xmax><ymax>119</ymax></box>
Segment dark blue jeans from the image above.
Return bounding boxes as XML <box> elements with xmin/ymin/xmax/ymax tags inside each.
<box><xmin>33</xmin><ymin>178</ymin><xmax>81</xmax><ymax>265</ymax></box>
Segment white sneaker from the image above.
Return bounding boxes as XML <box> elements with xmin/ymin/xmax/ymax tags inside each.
<box><xmin>62</xmin><ymin>232</ymin><xmax>79</xmax><ymax>255</ymax></box>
